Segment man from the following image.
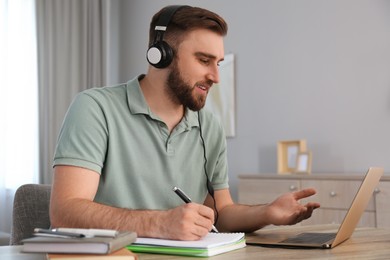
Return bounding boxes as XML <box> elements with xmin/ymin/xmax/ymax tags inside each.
<box><xmin>50</xmin><ymin>5</ymin><xmax>320</xmax><ymax>241</ymax></box>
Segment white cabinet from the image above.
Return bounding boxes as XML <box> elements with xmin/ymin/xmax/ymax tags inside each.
<box><xmin>238</xmin><ymin>174</ymin><xmax>390</xmax><ymax>228</ymax></box>
<box><xmin>375</xmin><ymin>181</ymin><xmax>390</xmax><ymax>228</ymax></box>
<box><xmin>238</xmin><ymin>179</ymin><xmax>300</xmax><ymax>205</ymax></box>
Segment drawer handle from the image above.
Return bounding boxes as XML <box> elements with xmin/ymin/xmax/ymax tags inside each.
<box><xmin>289</xmin><ymin>185</ymin><xmax>297</xmax><ymax>191</ymax></box>
<box><xmin>329</xmin><ymin>191</ymin><xmax>337</xmax><ymax>197</ymax></box>
<box><xmin>374</xmin><ymin>188</ymin><xmax>380</xmax><ymax>194</ymax></box>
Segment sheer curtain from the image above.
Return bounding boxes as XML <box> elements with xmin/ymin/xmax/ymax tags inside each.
<box><xmin>36</xmin><ymin>0</ymin><xmax>111</xmax><ymax>184</ymax></box>
<box><xmin>0</xmin><ymin>0</ymin><xmax>111</xmax><ymax>234</ymax></box>
<box><xmin>0</xmin><ymin>0</ymin><xmax>39</xmax><ymax>233</ymax></box>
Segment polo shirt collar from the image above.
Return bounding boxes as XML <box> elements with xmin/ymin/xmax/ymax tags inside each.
<box><xmin>126</xmin><ymin>75</ymin><xmax>200</xmax><ymax>129</ymax></box>
<box><xmin>126</xmin><ymin>75</ymin><xmax>150</xmax><ymax>115</ymax></box>
<box><xmin>184</xmin><ymin>108</ymin><xmax>199</xmax><ymax>129</ymax></box>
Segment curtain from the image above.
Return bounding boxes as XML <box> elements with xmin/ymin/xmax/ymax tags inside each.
<box><xmin>0</xmin><ymin>0</ymin><xmax>38</xmax><ymax>234</ymax></box>
<box><xmin>36</xmin><ymin>0</ymin><xmax>111</xmax><ymax>184</ymax></box>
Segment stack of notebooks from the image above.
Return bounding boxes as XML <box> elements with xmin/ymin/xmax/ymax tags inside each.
<box><xmin>21</xmin><ymin>228</ymin><xmax>246</xmax><ymax>258</ymax></box>
<box><xmin>127</xmin><ymin>232</ymin><xmax>246</xmax><ymax>257</ymax></box>
<box><xmin>21</xmin><ymin>228</ymin><xmax>138</xmax><ymax>259</ymax></box>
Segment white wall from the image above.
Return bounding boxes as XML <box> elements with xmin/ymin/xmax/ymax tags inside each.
<box><xmin>114</xmin><ymin>0</ymin><xmax>390</xmax><ymax>200</ymax></box>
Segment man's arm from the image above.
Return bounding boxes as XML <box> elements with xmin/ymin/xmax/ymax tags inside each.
<box><xmin>204</xmin><ymin>188</ymin><xmax>320</xmax><ymax>233</ymax></box>
<box><xmin>50</xmin><ymin>165</ymin><xmax>215</xmax><ymax>240</ymax></box>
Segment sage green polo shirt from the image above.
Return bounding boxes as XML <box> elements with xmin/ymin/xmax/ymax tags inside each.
<box><xmin>53</xmin><ymin>75</ymin><xmax>229</xmax><ymax>210</ymax></box>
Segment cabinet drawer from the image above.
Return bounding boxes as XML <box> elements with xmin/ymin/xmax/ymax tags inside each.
<box><xmin>238</xmin><ymin>179</ymin><xmax>300</xmax><ymax>205</ymax></box>
<box><xmin>375</xmin><ymin>181</ymin><xmax>390</xmax><ymax>228</ymax></box>
<box><xmin>301</xmin><ymin>180</ymin><xmax>375</xmax><ymax>211</ymax></box>
<box><xmin>302</xmin><ymin>208</ymin><xmax>376</xmax><ymax>227</ymax></box>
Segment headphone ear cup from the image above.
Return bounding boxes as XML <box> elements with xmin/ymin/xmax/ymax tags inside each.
<box><xmin>146</xmin><ymin>41</ymin><xmax>174</xmax><ymax>68</ymax></box>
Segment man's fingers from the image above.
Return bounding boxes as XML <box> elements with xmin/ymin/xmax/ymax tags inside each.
<box><xmin>294</xmin><ymin>189</ymin><xmax>321</xmax><ymax>209</ymax></box>
<box><xmin>197</xmin><ymin>204</ymin><xmax>215</xmax><ymax>223</ymax></box>
<box><xmin>305</xmin><ymin>202</ymin><xmax>321</xmax><ymax>209</ymax></box>
<box><xmin>183</xmin><ymin>203</ymin><xmax>214</xmax><ymax>231</ymax></box>
<box><xmin>171</xmin><ymin>204</ymin><xmax>212</xmax><ymax>240</ymax></box>
<box><xmin>293</xmin><ymin>188</ymin><xmax>317</xmax><ymax>200</ymax></box>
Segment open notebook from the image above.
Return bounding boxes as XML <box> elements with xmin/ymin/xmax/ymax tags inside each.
<box><xmin>246</xmin><ymin>167</ymin><xmax>383</xmax><ymax>249</ymax></box>
<box><xmin>127</xmin><ymin>232</ymin><xmax>246</xmax><ymax>257</ymax></box>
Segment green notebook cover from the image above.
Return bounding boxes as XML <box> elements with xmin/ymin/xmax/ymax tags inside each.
<box><xmin>127</xmin><ymin>233</ymin><xmax>246</xmax><ymax>257</ymax></box>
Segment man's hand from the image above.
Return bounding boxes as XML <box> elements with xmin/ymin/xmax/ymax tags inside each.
<box><xmin>159</xmin><ymin>203</ymin><xmax>215</xmax><ymax>241</ymax></box>
<box><xmin>265</xmin><ymin>188</ymin><xmax>320</xmax><ymax>226</ymax></box>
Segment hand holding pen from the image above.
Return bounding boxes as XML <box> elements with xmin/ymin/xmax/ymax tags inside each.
<box><xmin>173</xmin><ymin>186</ymin><xmax>219</xmax><ymax>233</ymax></box>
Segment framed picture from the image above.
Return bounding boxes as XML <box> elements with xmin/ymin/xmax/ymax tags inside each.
<box><xmin>277</xmin><ymin>140</ymin><xmax>307</xmax><ymax>174</ymax></box>
<box><xmin>295</xmin><ymin>152</ymin><xmax>312</xmax><ymax>174</ymax></box>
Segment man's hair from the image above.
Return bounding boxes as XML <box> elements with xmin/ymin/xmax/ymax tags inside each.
<box><xmin>148</xmin><ymin>5</ymin><xmax>228</xmax><ymax>52</ymax></box>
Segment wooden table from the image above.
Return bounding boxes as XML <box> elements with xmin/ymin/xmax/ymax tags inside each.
<box><xmin>1</xmin><ymin>225</ymin><xmax>390</xmax><ymax>259</ymax></box>
<box><xmin>137</xmin><ymin>225</ymin><xmax>390</xmax><ymax>259</ymax></box>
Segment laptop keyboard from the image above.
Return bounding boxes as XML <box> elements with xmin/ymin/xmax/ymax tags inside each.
<box><xmin>280</xmin><ymin>232</ymin><xmax>337</xmax><ymax>244</ymax></box>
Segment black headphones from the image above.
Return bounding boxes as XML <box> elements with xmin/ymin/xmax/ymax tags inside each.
<box><xmin>146</xmin><ymin>5</ymin><xmax>185</xmax><ymax>68</ymax></box>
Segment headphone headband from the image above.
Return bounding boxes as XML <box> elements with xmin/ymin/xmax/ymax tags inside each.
<box><xmin>154</xmin><ymin>5</ymin><xmax>182</xmax><ymax>32</ymax></box>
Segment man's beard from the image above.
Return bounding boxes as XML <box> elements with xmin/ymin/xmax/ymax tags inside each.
<box><xmin>166</xmin><ymin>63</ymin><xmax>212</xmax><ymax>111</ymax></box>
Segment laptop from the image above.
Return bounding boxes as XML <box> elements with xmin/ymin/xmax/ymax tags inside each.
<box><xmin>246</xmin><ymin>167</ymin><xmax>384</xmax><ymax>249</ymax></box>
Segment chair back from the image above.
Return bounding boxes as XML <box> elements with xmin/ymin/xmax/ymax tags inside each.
<box><xmin>10</xmin><ymin>184</ymin><xmax>51</xmax><ymax>245</ymax></box>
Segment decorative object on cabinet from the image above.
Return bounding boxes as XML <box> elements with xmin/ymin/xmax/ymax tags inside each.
<box><xmin>295</xmin><ymin>151</ymin><xmax>312</xmax><ymax>174</ymax></box>
<box><xmin>277</xmin><ymin>139</ymin><xmax>307</xmax><ymax>174</ymax></box>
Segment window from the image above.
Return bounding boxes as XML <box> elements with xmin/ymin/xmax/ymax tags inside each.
<box><xmin>0</xmin><ymin>0</ymin><xmax>38</xmax><ymax>232</ymax></box>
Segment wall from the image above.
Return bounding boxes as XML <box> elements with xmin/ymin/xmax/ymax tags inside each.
<box><xmin>114</xmin><ymin>0</ymin><xmax>390</xmax><ymax>200</ymax></box>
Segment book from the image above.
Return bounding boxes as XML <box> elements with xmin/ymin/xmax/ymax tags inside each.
<box><xmin>126</xmin><ymin>232</ymin><xmax>246</xmax><ymax>257</ymax></box>
<box><xmin>47</xmin><ymin>247</ymin><xmax>137</xmax><ymax>260</ymax></box>
<box><xmin>21</xmin><ymin>231</ymin><xmax>137</xmax><ymax>255</ymax></box>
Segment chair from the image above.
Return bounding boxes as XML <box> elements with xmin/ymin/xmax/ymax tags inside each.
<box><xmin>0</xmin><ymin>231</ymin><xmax>10</xmax><ymax>245</ymax></box>
<box><xmin>10</xmin><ymin>184</ymin><xmax>51</xmax><ymax>245</ymax></box>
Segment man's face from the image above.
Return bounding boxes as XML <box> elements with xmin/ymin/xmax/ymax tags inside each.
<box><xmin>166</xmin><ymin>29</ymin><xmax>225</xmax><ymax>111</ymax></box>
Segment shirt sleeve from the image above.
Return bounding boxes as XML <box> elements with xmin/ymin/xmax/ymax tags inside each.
<box><xmin>53</xmin><ymin>91</ymin><xmax>108</xmax><ymax>174</ymax></box>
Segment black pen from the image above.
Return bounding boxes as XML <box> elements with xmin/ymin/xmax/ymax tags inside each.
<box><xmin>173</xmin><ymin>186</ymin><xmax>219</xmax><ymax>233</ymax></box>
<box><xmin>34</xmin><ymin>228</ymin><xmax>85</xmax><ymax>238</ymax></box>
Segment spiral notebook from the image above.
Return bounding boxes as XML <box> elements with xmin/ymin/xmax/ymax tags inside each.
<box><xmin>127</xmin><ymin>232</ymin><xmax>246</xmax><ymax>257</ymax></box>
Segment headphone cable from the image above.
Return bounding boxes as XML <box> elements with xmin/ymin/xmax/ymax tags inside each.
<box><xmin>197</xmin><ymin>111</ymin><xmax>219</xmax><ymax>226</ymax></box>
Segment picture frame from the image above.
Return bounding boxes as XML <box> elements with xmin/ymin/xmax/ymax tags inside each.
<box><xmin>295</xmin><ymin>151</ymin><xmax>312</xmax><ymax>174</ymax></box>
<box><xmin>277</xmin><ymin>139</ymin><xmax>307</xmax><ymax>174</ymax></box>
